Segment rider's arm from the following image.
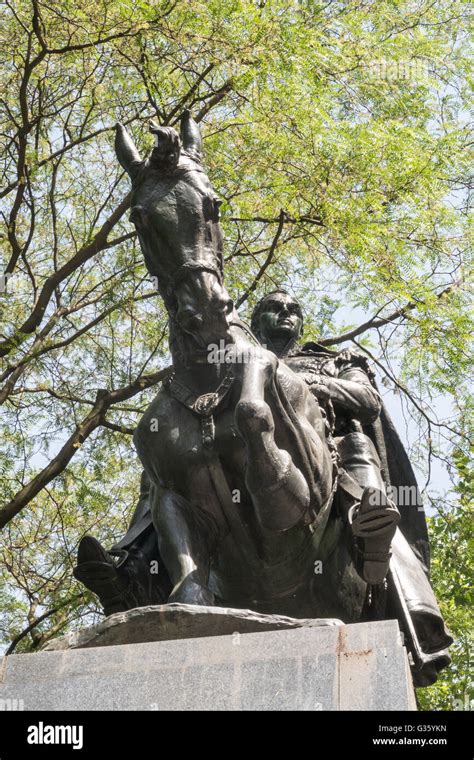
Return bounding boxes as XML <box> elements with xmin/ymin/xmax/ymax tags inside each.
<box><xmin>314</xmin><ymin>366</ymin><xmax>381</xmax><ymax>423</ymax></box>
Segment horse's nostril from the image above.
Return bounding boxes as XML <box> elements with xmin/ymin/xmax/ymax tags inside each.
<box><xmin>183</xmin><ymin>313</ymin><xmax>202</xmax><ymax>331</ymax></box>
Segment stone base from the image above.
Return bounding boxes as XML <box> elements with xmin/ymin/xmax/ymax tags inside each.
<box><xmin>41</xmin><ymin>603</ymin><xmax>342</xmax><ymax>651</ymax></box>
<box><xmin>1</xmin><ymin>609</ymin><xmax>416</xmax><ymax>711</ymax></box>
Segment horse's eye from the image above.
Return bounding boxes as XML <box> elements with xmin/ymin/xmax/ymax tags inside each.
<box><xmin>202</xmin><ymin>196</ymin><xmax>221</xmax><ymax>221</ymax></box>
<box><xmin>214</xmin><ymin>198</ymin><xmax>223</xmax><ymax>220</ymax></box>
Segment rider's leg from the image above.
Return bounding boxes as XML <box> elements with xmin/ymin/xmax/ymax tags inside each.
<box><xmin>151</xmin><ymin>488</ymin><xmax>219</xmax><ymax>605</ymax></box>
<box><xmin>74</xmin><ymin>468</ymin><xmax>172</xmax><ymax>615</ymax></box>
<box><xmin>337</xmin><ymin>432</ymin><xmax>400</xmax><ymax>585</ymax></box>
<box><xmin>234</xmin><ymin>351</ymin><xmax>311</xmax><ymax>530</ymax></box>
<box><xmin>113</xmin><ymin>528</ymin><xmax>171</xmax><ymax>604</ymax></box>
<box><xmin>74</xmin><ymin>526</ymin><xmax>167</xmax><ymax>617</ymax></box>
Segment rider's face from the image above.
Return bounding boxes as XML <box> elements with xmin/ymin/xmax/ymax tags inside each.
<box><xmin>257</xmin><ymin>294</ymin><xmax>303</xmax><ymax>343</ymax></box>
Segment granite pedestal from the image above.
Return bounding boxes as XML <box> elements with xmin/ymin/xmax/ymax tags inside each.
<box><xmin>0</xmin><ymin>607</ymin><xmax>416</xmax><ymax>711</ymax></box>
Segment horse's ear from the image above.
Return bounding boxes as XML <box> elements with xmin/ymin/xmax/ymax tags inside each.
<box><xmin>180</xmin><ymin>110</ymin><xmax>202</xmax><ymax>162</ymax></box>
<box><xmin>115</xmin><ymin>123</ymin><xmax>142</xmax><ymax>176</ymax></box>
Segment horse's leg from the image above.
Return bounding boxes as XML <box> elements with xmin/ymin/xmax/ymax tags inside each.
<box><xmin>235</xmin><ymin>352</ymin><xmax>310</xmax><ymax>531</ymax></box>
<box><xmin>151</xmin><ymin>487</ymin><xmax>217</xmax><ymax>606</ymax></box>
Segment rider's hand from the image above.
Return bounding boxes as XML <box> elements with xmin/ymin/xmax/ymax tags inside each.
<box><xmin>301</xmin><ymin>373</ymin><xmax>331</xmax><ymax>398</ymax></box>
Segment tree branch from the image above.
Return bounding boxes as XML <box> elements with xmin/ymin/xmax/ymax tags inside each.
<box><xmin>0</xmin><ymin>194</ymin><xmax>132</xmax><ymax>358</ymax></box>
<box><xmin>0</xmin><ymin>366</ymin><xmax>171</xmax><ymax>529</ymax></box>
<box><xmin>351</xmin><ymin>339</ymin><xmax>465</xmax><ymax>440</ymax></box>
<box><xmin>320</xmin><ymin>281</ymin><xmax>462</xmax><ymax>346</ymax></box>
<box><xmin>236</xmin><ymin>209</ymin><xmax>286</xmax><ymax>308</ymax></box>
<box><xmin>5</xmin><ymin>592</ymin><xmax>84</xmax><ymax>655</ymax></box>
<box><xmin>101</xmin><ymin>419</ymin><xmax>135</xmax><ymax>436</ymax></box>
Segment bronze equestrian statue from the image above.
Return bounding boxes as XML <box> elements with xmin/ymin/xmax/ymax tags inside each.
<box><xmin>74</xmin><ymin>113</ymin><xmax>451</xmax><ymax>686</ymax></box>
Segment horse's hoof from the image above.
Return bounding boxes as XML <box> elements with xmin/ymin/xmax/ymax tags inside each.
<box><xmin>168</xmin><ymin>579</ymin><xmax>215</xmax><ymax>606</ymax></box>
<box><xmin>349</xmin><ymin>486</ymin><xmax>400</xmax><ymax>585</ymax></box>
<box><xmin>235</xmin><ymin>399</ymin><xmax>274</xmax><ymax>435</ymax></box>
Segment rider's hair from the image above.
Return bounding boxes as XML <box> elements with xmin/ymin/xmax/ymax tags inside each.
<box><xmin>250</xmin><ymin>290</ymin><xmax>303</xmax><ymax>338</ymax></box>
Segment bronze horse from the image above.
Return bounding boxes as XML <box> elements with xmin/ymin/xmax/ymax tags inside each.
<box><xmin>113</xmin><ymin>111</ymin><xmax>381</xmax><ymax>622</ymax></box>
<box><xmin>73</xmin><ymin>112</ymin><xmax>452</xmax><ymax>687</ymax></box>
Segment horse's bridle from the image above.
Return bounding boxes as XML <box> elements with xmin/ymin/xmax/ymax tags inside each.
<box><xmin>165</xmin><ymin>260</ymin><xmax>223</xmax><ymax>297</ymax></box>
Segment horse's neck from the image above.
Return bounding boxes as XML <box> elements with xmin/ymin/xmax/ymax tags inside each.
<box><xmin>170</xmin><ymin>318</ymin><xmax>255</xmax><ymax>393</ymax></box>
<box><xmin>173</xmin><ymin>358</ymin><xmax>229</xmax><ymax>392</ymax></box>
<box><xmin>229</xmin><ymin>314</ymin><xmax>259</xmax><ymax>345</ymax></box>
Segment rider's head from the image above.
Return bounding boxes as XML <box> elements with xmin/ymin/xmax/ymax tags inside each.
<box><xmin>251</xmin><ymin>290</ymin><xmax>303</xmax><ymax>355</ymax></box>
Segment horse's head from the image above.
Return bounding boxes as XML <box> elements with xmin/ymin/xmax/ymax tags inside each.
<box><xmin>115</xmin><ymin>111</ymin><xmax>234</xmax><ymax>349</ymax></box>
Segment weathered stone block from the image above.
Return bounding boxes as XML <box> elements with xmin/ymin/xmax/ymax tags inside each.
<box><xmin>0</xmin><ymin>610</ymin><xmax>416</xmax><ymax>711</ymax></box>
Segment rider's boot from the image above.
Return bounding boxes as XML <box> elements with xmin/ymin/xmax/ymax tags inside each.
<box><xmin>73</xmin><ymin>535</ymin><xmax>166</xmax><ymax>616</ymax></box>
<box><xmin>337</xmin><ymin>432</ymin><xmax>400</xmax><ymax>585</ymax></box>
<box><xmin>348</xmin><ymin>485</ymin><xmax>400</xmax><ymax>584</ymax></box>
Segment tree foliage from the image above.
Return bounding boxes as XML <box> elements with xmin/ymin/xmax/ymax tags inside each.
<box><xmin>0</xmin><ymin>0</ymin><xmax>471</xmax><ymax>707</ymax></box>
<box><xmin>418</xmin><ymin>450</ymin><xmax>473</xmax><ymax>710</ymax></box>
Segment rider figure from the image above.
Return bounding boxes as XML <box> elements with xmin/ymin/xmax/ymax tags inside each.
<box><xmin>251</xmin><ymin>290</ymin><xmax>400</xmax><ymax>586</ymax></box>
